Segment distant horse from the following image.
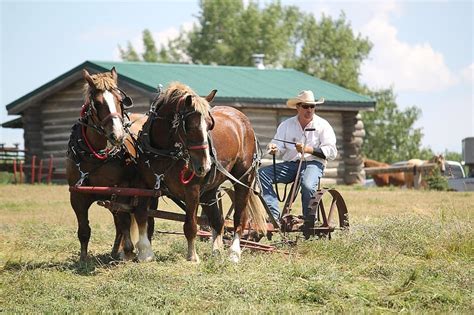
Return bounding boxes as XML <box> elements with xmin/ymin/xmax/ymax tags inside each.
<box><xmin>135</xmin><ymin>82</ymin><xmax>267</xmax><ymax>263</ymax></box>
<box><xmin>363</xmin><ymin>158</ymin><xmax>406</xmax><ymax>187</ymax></box>
<box><xmin>405</xmin><ymin>154</ymin><xmax>446</xmax><ymax>188</ymax></box>
<box><xmin>66</xmin><ymin>68</ymin><xmax>153</xmax><ymax>261</ymax></box>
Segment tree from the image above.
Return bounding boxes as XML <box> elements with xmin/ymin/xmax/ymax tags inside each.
<box><xmin>119</xmin><ymin>1</ymin><xmax>435</xmax><ymax>163</ymax></box>
<box><xmin>120</xmin><ymin>1</ymin><xmax>371</xmax><ymax>92</ymax></box>
<box><xmin>119</xmin><ymin>29</ymin><xmax>160</xmax><ymax>62</ymax></box>
<box><xmin>361</xmin><ymin>87</ymin><xmax>431</xmax><ymax>163</ymax></box>
<box><xmin>142</xmin><ymin>29</ymin><xmax>158</xmax><ymax>62</ymax></box>
<box><xmin>294</xmin><ymin>13</ymin><xmax>372</xmax><ymax>92</ymax></box>
<box><xmin>119</xmin><ymin>41</ymin><xmax>140</xmax><ymax>61</ymax></box>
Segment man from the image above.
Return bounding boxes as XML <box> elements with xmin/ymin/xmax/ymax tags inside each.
<box><xmin>258</xmin><ymin>90</ymin><xmax>337</xmax><ymax>222</ymax></box>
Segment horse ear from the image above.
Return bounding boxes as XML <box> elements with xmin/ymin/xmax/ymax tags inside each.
<box><xmin>110</xmin><ymin>67</ymin><xmax>118</xmax><ymax>82</ymax></box>
<box><xmin>185</xmin><ymin>95</ymin><xmax>193</xmax><ymax>107</ymax></box>
<box><xmin>83</xmin><ymin>69</ymin><xmax>95</xmax><ymax>88</ymax></box>
<box><xmin>205</xmin><ymin>89</ymin><xmax>217</xmax><ymax>102</ymax></box>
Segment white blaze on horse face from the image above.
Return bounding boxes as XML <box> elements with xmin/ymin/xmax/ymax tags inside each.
<box><xmin>201</xmin><ymin>116</ymin><xmax>212</xmax><ymax>172</ymax></box>
<box><xmin>103</xmin><ymin>90</ymin><xmax>124</xmax><ymax>142</ymax></box>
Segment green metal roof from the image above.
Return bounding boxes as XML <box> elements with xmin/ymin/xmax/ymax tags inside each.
<box><xmin>6</xmin><ymin>60</ymin><xmax>374</xmax><ymax>113</ymax></box>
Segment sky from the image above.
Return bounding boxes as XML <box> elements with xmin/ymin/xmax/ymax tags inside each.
<box><xmin>1</xmin><ymin>0</ymin><xmax>473</xmax><ymax>155</ymax></box>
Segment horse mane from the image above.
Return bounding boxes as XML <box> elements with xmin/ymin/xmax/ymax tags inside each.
<box><xmin>160</xmin><ymin>81</ymin><xmax>210</xmax><ymax>117</ymax></box>
<box><xmin>83</xmin><ymin>72</ymin><xmax>118</xmax><ymax>99</ymax></box>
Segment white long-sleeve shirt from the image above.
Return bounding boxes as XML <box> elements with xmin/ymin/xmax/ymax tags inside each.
<box><xmin>271</xmin><ymin>115</ymin><xmax>337</xmax><ymax>165</ymax></box>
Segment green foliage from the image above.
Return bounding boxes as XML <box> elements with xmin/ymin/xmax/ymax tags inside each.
<box><xmin>443</xmin><ymin>150</ymin><xmax>462</xmax><ymax>162</ymax></box>
<box><xmin>361</xmin><ymin>87</ymin><xmax>433</xmax><ymax>163</ymax></box>
<box><xmin>295</xmin><ymin>12</ymin><xmax>372</xmax><ymax>91</ymax></box>
<box><xmin>0</xmin><ymin>171</ymin><xmax>14</xmax><ymax>184</ymax></box>
<box><xmin>141</xmin><ymin>29</ymin><xmax>159</xmax><ymax>62</ymax></box>
<box><xmin>120</xmin><ymin>0</ymin><xmax>371</xmax><ymax>93</ymax></box>
<box><xmin>119</xmin><ymin>29</ymin><xmax>161</xmax><ymax>62</ymax></box>
<box><xmin>183</xmin><ymin>0</ymin><xmax>301</xmax><ymax>67</ymax></box>
<box><xmin>425</xmin><ymin>168</ymin><xmax>449</xmax><ymax>191</ymax></box>
<box><xmin>118</xmin><ymin>41</ymin><xmax>140</xmax><ymax>61</ymax></box>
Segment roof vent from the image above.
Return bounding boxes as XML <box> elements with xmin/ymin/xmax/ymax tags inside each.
<box><xmin>252</xmin><ymin>53</ymin><xmax>265</xmax><ymax>69</ymax></box>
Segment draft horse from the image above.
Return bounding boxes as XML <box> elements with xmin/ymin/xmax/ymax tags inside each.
<box><xmin>136</xmin><ymin>82</ymin><xmax>267</xmax><ymax>263</ymax></box>
<box><xmin>363</xmin><ymin>158</ymin><xmax>405</xmax><ymax>187</ymax></box>
<box><xmin>66</xmin><ymin>67</ymin><xmax>153</xmax><ymax>261</ymax></box>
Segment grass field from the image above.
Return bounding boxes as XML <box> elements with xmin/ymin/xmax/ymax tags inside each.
<box><xmin>0</xmin><ymin>184</ymin><xmax>472</xmax><ymax>313</ymax></box>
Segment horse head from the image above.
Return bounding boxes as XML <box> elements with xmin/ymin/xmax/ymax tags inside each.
<box><xmin>430</xmin><ymin>154</ymin><xmax>446</xmax><ymax>173</ymax></box>
<box><xmin>154</xmin><ymin>83</ymin><xmax>216</xmax><ymax>177</ymax></box>
<box><xmin>82</xmin><ymin>67</ymin><xmax>130</xmax><ymax>146</ymax></box>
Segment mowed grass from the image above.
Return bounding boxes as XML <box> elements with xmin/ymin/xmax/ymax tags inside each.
<box><xmin>0</xmin><ymin>184</ymin><xmax>472</xmax><ymax>313</ymax></box>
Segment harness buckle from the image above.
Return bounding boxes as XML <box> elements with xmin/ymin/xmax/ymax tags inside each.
<box><xmin>172</xmin><ymin>113</ymin><xmax>180</xmax><ymax>129</ymax></box>
<box><xmin>154</xmin><ymin>173</ymin><xmax>164</xmax><ymax>190</ymax></box>
<box><xmin>75</xmin><ymin>163</ymin><xmax>89</xmax><ymax>187</ymax></box>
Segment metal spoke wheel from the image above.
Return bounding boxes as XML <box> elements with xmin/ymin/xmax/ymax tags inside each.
<box><xmin>304</xmin><ymin>188</ymin><xmax>349</xmax><ymax>239</ymax></box>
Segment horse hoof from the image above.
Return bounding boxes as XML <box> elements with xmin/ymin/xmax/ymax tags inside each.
<box><xmin>187</xmin><ymin>254</ymin><xmax>200</xmax><ymax>264</ymax></box>
<box><xmin>137</xmin><ymin>250</ymin><xmax>154</xmax><ymax>262</ymax></box>
<box><xmin>212</xmin><ymin>249</ymin><xmax>222</xmax><ymax>257</ymax></box>
<box><xmin>229</xmin><ymin>252</ymin><xmax>240</xmax><ymax>264</ymax></box>
<box><xmin>120</xmin><ymin>251</ymin><xmax>136</xmax><ymax>262</ymax></box>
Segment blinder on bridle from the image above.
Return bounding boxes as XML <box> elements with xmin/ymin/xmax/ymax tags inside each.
<box><xmin>117</xmin><ymin>88</ymin><xmax>133</xmax><ymax>109</ymax></box>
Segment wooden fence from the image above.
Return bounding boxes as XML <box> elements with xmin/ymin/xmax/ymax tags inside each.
<box><xmin>0</xmin><ymin>144</ymin><xmax>55</xmax><ymax>184</ymax></box>
<box><xmin>364</xmin><ymin>163</ymin><xmax>437</xmax><ymax>189</ymax></box>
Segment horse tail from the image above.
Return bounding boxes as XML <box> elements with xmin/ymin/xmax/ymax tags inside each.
<box><xmin>247</xmin><ymin>187</ymin><xmax>267</xmax><ymax>233</ymax></box>
<box><xmin>130</xmin><ymin>214</ymin><xmax>139</xmax><ymax>246</ymax></box>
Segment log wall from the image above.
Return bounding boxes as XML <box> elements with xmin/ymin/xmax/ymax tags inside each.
<box><xmin>20</xmin><ymin>79</ymin><xmax>366</xmax><ymax>185</ymax></box>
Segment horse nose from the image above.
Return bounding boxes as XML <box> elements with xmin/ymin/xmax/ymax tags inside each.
<box><xmin>196</xmin><ymin>166</ymin><xmax>206</xmax><ymax>177</ymax></box>
<box><xmin>109</xmin><ymin>132</ymin><xmax>124</xmax><ymax>146</ymax></box>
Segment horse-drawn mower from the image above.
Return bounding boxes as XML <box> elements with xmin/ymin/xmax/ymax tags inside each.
<box><xmin>69</xmin><ymin>180</ymin><xmax>349</xmax><ymax>253</ymax></box>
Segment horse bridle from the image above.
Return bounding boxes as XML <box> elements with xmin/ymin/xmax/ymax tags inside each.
<box><xmin>81</xmin><ymin>87</ymin><xmax>133</xmax><ymax>138</ymax></box>
<box><xmin>154</xmin><ymin>95</ymin><xmax>215</xmax><ymax>160</ymax></box>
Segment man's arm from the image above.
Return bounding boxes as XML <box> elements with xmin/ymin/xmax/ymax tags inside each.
<box><xmin>295</xmin><ymin>143</ymin><xmax>326</xmax><ymax>159</ymax></box>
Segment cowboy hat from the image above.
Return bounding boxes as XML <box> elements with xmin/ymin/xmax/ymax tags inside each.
<box><xmin>286</xmin><ymin>90</ymin><xmax>325</xmax><ymax>108</ymax></box>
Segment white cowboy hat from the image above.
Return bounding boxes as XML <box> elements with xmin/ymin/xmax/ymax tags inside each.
<box><xmin>286</xmin><ymin>90</ymin><xmax>325</xmax><ymax>108</ymax></box>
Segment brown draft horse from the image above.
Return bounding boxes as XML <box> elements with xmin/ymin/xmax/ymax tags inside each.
<box><xmin>363</xmin><ymin>158</ymin><xmax>405</xmax><ymax>187</ymax></box>
<box><xmin>405</xmin><ymin>154</ymin><xmax>446</xmax><ymax>188</ymax></box>
<box><xmin>66</xmin><ymin>68</ymin><xmax>153</xmax><ymax>262</ymax></box>
<box><xmin>135</xmin><ymin>82</ymin><xmax>267</xmax><ymax>263</ymax></box>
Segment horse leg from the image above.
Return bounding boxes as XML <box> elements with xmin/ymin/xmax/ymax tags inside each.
<box><xmin>147</xmin><ymin>197</ymin><xmax>158</xmax><ymax>242</ymax></box>
<box><xmin>114</xmin><ymin>212</ymin><xmax>137</xmax><ymax>261</ymax></box>
<box><xmin>184</xmin><ymin>187</ymin><xmax>201</xmax><ymax>263</ymax></box>
<box><xmin>70</xmin><ymin>192</ymin><xmax>94</xmax><ymax>261</ymax></box>
<box><xmin>201</xmin><ymin>189</ymin><xmax>224</xmax><ymax>255</ymax></box>
<box><xmin>134</xmin><ymin>197</ymin><xmax>154</xmax><ymax>262</ymax></box>
<box><xmin>229</xmin><ymin>184</ymin><xmax>250</xmax><ymax>263</ymax></box>
<box><xmin>111</xmin><ymin>213</ymin><xmax>123</xmax><ymax>258</ymax></box>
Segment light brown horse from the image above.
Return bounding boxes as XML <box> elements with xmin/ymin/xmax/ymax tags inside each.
<box><xmin>66</xmin><ymin>68</ymin><xmax>153</xmax><ymax>262</ymax></box>
<box><xmin>363</xmin><ymin>158</ymin><xmax>406</xmax><ymax>187</ymax></box>
<box><xmin>405</xmin><ymin>154</ymin><xmax>446</xmax><ymax>188</ymax></box>
<box><xmin>135</xmin><ymin>82</ymin><xmax>267</xmax><ymax>263</ymax></box>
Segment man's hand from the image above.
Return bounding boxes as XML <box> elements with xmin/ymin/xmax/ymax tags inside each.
<box><xmin>295</xmin><ymin>142</ymin><xmax>310</xmax><ymax>154</ymax></box>
<box><xmin>267</xmin><ymin>143</ymin><xmax>278</xmax><ymax>155</ymax></box>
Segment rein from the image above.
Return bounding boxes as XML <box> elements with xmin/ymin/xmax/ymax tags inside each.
<box><xmin>273</xmin><ymin>154</ymin><xmax>289</xmax><ymax>202</ymax></box>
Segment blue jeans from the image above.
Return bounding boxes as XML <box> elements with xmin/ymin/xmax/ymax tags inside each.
<box><xmin>258</xmin><ymin>160</ymin><xmax>324</xmax><ymax>220</ymax></box>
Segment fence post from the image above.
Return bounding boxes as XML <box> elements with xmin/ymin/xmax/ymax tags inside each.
<box><xmin>13</xmin><ymin>159</ymin><xmax>18</xmax><ymax>184</ymax></box>
<box><xmin>38</xmin><ymin>159</ymin><xmax>43</xmax><ymax>183</ymax></box>
<box><xmin>19</xmin><ymin>160</ymin><xmax>23</xmax><ymax>184</ymax></box>
<box><xmin>47</xmin><ymin>155</ymin><xmax>53</xmax><ymax>184</ymax></box>
<box><xmin>31</xmin><ymin>155</ymin><xmax>36</xmax><ymax>184</ymax></box>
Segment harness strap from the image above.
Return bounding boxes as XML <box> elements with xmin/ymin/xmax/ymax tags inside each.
<box><xmin>273</xmin><ymin>154</ymin><xmax>289</xmax><ymax>202</ymax></box>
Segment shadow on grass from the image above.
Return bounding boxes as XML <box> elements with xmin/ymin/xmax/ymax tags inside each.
<box><xmin>1</xmin><ymin>252</ymin><xmax>125</xmax><ymax>276</ymax></box>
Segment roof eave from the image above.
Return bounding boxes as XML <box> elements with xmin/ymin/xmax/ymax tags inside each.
<box><xmin>5</xmin><ymin>61</ymin><xmax>156</xmax><ymax>115</ymax></box>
